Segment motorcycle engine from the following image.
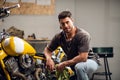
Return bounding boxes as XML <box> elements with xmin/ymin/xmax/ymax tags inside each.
<box><xmin>19</xmin><ymin>54</ymin><xmax>36</xmax><ymax>75</ymax></box>
<box><xmin>19</xmin><ymin>54</ymin><xmax>35</xmax><ymax>69</ymax></box>
<box><xmin>4</xmin><ymin>54</ymin><xmax>37</xmax><ymax>80</ymax></box>
<box><xmin>5</xmin><ymin>56</ymin><xmax>19</xmax><ymax>73</ymax></box>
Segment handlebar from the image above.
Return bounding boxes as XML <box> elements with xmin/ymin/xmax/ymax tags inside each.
<box><xmin>0</xmin><ymin>4</ymin><xmax>20</xmax><ymax>19</ymax></box>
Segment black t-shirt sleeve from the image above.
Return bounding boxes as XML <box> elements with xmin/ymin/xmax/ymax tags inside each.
<box><xmin>47</xmin><ymin>33</ymin><xmax>60</xmax><ymax>52</ymax></box>
<box><xmin>77</xmin><ymin>30</ymin><xmax>91</xmax><ymax>53</ymax></box>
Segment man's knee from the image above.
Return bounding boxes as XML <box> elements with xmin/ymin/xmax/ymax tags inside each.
<box><xmin>75</xmin><ymin>62</ymin><xmax>86</xmax><ymax>72</ymax></box>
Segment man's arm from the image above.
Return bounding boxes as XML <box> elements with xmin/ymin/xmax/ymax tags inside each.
<box><xmin>64</xmin><ymin>52</ymin><xmax>88</xmax><ymax>66</ymax></box>
<box><xmin>56</xmin><ymin>52</ymin><xmax>88</xmax><ymax>71</ymax></box>
<box><xmin>44</xmin><ymin>47</ymin><xmax>52</xmax><ymax>60</ymax></box>
<box><xmin>44</xmin><ymin>47</ymin><xmax>55</xmax><ymax>71</ymax></box>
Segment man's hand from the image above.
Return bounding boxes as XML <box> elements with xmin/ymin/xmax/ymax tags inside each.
<box><xmin>46</xmin><ymin>58</ymin><xmax>55</xmax><ymax>71</ymax></box>
<box><xmin>56</xmin><ymin>62</ymin><xmax>66</xmax><ymax>71</ymax></box>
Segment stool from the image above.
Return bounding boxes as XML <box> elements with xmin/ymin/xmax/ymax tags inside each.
<box><xmin>91</xmin><ymin>47</ymin><xmax>113</xmax><ymax>80</ymax></box>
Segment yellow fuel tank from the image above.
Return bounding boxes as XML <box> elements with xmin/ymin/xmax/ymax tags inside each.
<box><xmin>1</xmin><ymin>36</ymin><xmax>36</xmax><ymax>56</ymax></box>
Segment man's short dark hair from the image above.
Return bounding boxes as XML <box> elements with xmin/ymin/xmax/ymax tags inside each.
<box><xmin>58</xmin><ymin>11</ymin><xmax>72</xmax><ymax>21</ymax></box>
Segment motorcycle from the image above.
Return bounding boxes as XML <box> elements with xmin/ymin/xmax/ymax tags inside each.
<box><xmin>0</xmin><ymin>3</ymin><xmax>46</xmax><ymax>80</ymax></box>
<box><xmin>0</xmin><ymin>30</ymin><xmax>49</xmax><ymax>80</ymax></box>
<box><xmin>0</xmin><ymin>2</ymin><xmax>74</xmax><ymax>80</ymax></box>
<box><xmin>0</xmin><ymin>30</ymin><xmax>74</xmax><ymax>80</ymax></box>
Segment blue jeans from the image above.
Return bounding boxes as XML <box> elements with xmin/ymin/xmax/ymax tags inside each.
<box><xmin>75</xmin><ymin>59</ymin><xmax>99</xmax><ymax>80</ymax></box>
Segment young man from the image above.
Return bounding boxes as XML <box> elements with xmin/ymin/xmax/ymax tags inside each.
<box><xmin>44</xmin><ymin>11</ymin><xmax>99</xmax><ymax>80</ymax></box>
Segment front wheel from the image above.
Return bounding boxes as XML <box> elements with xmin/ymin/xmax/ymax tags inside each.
<box><xmin>0</xmin><ymin>66</ymin><xmax>7</xmax><ymax>80</ymax></box>
<box><xmin>0</xmin><ymin>73</ymin><xmax>7</xmax><ymax>80</ymax></box>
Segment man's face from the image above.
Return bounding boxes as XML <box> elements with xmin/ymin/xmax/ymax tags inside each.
<box><xmin>59</xmin><ymin>17</ymin><xmax>74</xmax><ymax>33</ymax></box>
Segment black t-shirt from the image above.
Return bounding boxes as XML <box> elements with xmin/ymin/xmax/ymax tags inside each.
<box><xmin>47</xmin><ymin>28</ymin><xmax>91</xmax><ymax>60</ymax></box>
